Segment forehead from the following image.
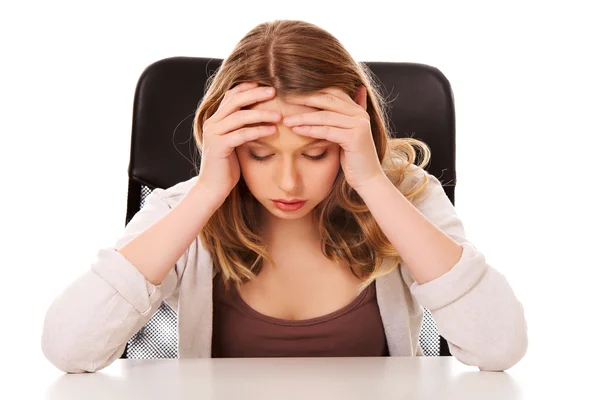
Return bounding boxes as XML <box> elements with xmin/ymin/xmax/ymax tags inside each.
<box><xmin>244</xmin><ymin>96</ymin><xmax>325</xmax><ymax>150</ymax></box>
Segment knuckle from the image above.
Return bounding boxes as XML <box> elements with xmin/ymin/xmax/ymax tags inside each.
<box><xmin>219</xmin><ymin>95</ymin><xmax>231</xmax><ymax>108</ymax></box>
<box><xmin>232</xmin><ymin>130</ymin><xmax>244</xmax><ymax>143</ymax></box>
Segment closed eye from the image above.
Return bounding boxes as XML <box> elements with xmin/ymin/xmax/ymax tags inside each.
<box><xmin>249</xmin><ymin>150</ymin><xmax>329</xmax><ymax>162</ymax></box>
<box><xmin>248</xmin><ymin>152</ymin><xmax>271</xmax><ymax>162</ymax></box>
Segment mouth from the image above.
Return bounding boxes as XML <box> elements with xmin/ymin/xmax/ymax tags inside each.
<box><xmin>271</xmin><ymin>199</ymin><xmax>306</xmax><ymax>204</ymax></box>
<box><xmin>271</xmin><ymin>199</ymin><xmax>307</xmax><ymax>211</ymax></box>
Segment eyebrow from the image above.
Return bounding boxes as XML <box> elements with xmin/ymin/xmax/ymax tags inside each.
<box><xmin>250</xmin><ymin>138</ymin><xmax>328</xmax><ymax>149</ymax></box>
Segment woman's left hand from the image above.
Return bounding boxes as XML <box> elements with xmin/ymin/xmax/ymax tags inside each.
<box><xmin>282</xmin><ymin>86</ymin><xmax>386</xmax><ymax>192</ymax></box>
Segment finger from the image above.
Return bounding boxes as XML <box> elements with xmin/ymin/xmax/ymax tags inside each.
<box><xmin>215</xmin><ymin>109</ymin><xmax>281</xmax><ymax>135</ymax></box>
<box><xmin>213</xmin><ymin>85</ymin><xmax>276</xmax><ymax>122</ymax></box>
<box><xmin>353</xmin><ymin>86</ymin><xmax>368</xmax><ymax>111</ymax></box>
<box><xmin>216</xmin><ymin>85</ymin><xmax>275</xmax><ymax>119</ymax></box>
<box><xmin>285</xmin><ymin>91</ymin><xmax>359</xmax><ymax>116</ymax></box>
<box><xmin>283</xmin><ymin>111</ymin><xmax>355</xmax><ymax>129</ymax></box>
<box><xmin>227</xmin><ymin>81</ymin><xmax>258</xmax><ymax>96</ymax></box>
<box><xmin>292</xmin><ymin>86</ymin><xmax>368</xmax><ymax>113</ymax></box>
<box><xmin>322</xmin><ymin>86</ymin><xmax>369</xmax><ymax>114</ymax></box>
<box><xmin>319</xmin><ymin>87</ymin><xmax>356</xmax><ymax>106</ymax></box>
<box><xmin>291</xmin><ymin>125</ymin><xmax>349</xmax><ymax>145</ymax></box>
<box><xmin>225</xmin><ymin>125</ymin><xmax>277</xmax><ymax>149</ymax></box>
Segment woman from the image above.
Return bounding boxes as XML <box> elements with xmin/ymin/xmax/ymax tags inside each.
<box><xmin>41</xmin><ymin>19</ymin><xmax>527</xmax><ymax>373</ymax></box>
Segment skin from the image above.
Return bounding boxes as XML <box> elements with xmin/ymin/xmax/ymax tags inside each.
<box><xmin>236</xmin><ymin>96</ymin><xmax>340</xmax><ymax>245</ymax></box>
<box><xmin>234</xmin><ymin>96</ymin><xmax>364</xmax><ymax>320</ymax></box>
<box><xmin>231</xmin><ymin>86</ymin><xmax>462</xmax><ymax>319</ymax></box>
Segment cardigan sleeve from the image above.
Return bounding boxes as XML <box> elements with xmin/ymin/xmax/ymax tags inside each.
<box><xmin>398</xmin><ymin>166</ymin><xmax>528</xmax><ymax>371</ymax></box>
<box><xmin>41</xmin><ymin>188</ymin><xmax>187</xmax><ymax>373</ymax></box>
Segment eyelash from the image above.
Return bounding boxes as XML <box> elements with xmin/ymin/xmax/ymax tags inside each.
<box><xmin>249</xmin><ymin>150</ymin><xmax>329</xmax><ymax>162</ymax></box>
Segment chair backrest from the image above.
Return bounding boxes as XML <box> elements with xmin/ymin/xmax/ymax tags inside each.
<box><xmin>123</xmin><ymin>57</ymin><xmax>456</xmax><ymax>359</ymax></box>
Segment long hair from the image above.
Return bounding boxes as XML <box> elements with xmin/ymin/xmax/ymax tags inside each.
<box><xmin>193</xmin><ymin>20</ymin><xmax>431</xmax><ymax>293</ymax></box>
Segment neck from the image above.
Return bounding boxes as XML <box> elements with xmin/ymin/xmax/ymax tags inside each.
<box><xmin>259</xmin><ymin>209</ymin><xmax>321</xmax><ymax>249</ymax></box>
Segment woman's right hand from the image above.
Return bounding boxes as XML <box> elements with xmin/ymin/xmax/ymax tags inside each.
<box><xmin>196</xmin><ymin>82</ymin><xmax>281</xmax><ymax>203</ymax></box>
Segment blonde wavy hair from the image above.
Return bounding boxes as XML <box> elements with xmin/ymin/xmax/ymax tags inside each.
<box><xmin>193</xmin><ymin>20</ymin><xmax>432</xmax><ymax>293</ymax></box>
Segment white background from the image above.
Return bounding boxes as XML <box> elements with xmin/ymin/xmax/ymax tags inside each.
<box><xmin>1</xmin><ymin>0</ymin><xmax>598</xmax><ymax>397</ymax></box>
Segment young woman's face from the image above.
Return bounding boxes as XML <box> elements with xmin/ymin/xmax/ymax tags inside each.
<box><xmin>235</xmin><ymin>95</ymin><xmax>341</xmax><ymax>220</ymax></box>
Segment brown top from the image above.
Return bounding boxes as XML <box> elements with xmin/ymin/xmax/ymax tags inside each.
<box><xmin>211</xmin><ymin>273</ymin><xmax>389</xmax><ymax>358</ymax></box>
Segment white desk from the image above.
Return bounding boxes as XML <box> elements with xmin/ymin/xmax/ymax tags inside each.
<box><xmin>44</xmin><ymin>356</ymin><xmax>523</xmax><ymax>400</ymax></box>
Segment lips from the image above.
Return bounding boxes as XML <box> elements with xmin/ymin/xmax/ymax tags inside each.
<box><xmin>272</xmin><ymin>199</ymin><xmax>305</xmax><ymax>204</ymax></box>
<box><xmin>271</xmin><ymin>199</ymin><xmax>307</xmax><ymax>211</ymax></box>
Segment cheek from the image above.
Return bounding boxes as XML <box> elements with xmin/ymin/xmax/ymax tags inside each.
<box><xmin>236</xmin><ymin>154</ymin><xmax>275</xmax><ymax>197</ymax></box>
<box><xmin>238</xmin><ymin>158</ymin><xmax>263</xmax><ymax>187</ymax></box>
<box><xmin>313</xmin><ymin>158</ymin><xmax>341</xmax><ymax>189</ymax></box>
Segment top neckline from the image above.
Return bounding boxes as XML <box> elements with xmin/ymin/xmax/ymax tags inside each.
<box><xmin>230</xmin><ymin>282</ymin><xmax>373</xmax><ymax>327</ymax></box>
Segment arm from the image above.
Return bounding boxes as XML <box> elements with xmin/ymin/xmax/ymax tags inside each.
<box><xmin>357</xmin><ymin>166</ymin><xmax>528</xmax><ymax>371</ymax></box>
<box><xmin>41</xmin><ymin>183</ymin><xmax>221</xmax><ymax>373</ymax></box>
<box><xmin>356</xmin><ymin>173</ymin><xmax>463</xmax><ymax>285</ymax></box>
<box><xmin>117</xmin><ymin>183</ymin><xmax>221</xmax><ymax>286</ymax></box>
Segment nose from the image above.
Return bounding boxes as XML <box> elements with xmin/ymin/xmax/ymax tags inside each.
<box><xmin>276</xmin><ymin>157</ymin><xmax>301</xmax><ymax>193</ymax></box>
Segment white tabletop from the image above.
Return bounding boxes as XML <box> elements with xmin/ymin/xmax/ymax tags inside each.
<box><xmin>43</xmin><ymin>356</ymin><xmax>523</xmax><ymax>400</ymax></box>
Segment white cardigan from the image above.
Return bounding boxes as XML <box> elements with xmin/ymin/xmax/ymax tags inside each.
<box><xmin>41</xmin><ymin>166</ymin><xmax>528</xmax><ymax>373</ymax></box>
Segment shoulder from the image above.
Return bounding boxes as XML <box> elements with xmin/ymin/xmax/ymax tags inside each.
<box><xmin>122</xmin><ymin>175</ymin><xmax>199</xmax><ymax>236</ymax></box>
<box><xmin>118</xmin><ymin>176</ymin><xmax>203</xmax><ymax>271</ymax></box>
<box><xmin>383</xmin><ymin>158</ymin><xmax>464</xmax><ymax>243</ymax></box>
<box><xmin>395</xmin><ymin>162</ymin><xmax>466</xmax><ymax>243</ymax></box>
<box><xmin>146</xmin><ymin>176</ymin><xmax>199</xmax><ymax>209</ymax></box>
<box><xmin>384</xmin><ymin>157</ymin><xmax>452</xmax><ymax>209</ymax></box>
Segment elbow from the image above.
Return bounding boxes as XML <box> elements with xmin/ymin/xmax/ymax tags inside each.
<box><xmin>450</xmin><ymin>312</ymin><xmax>529</xmax><ymax>372</ymax></box>
<box><xmin>451</xmin><ymin>332</ymin><xmax>528</xmax><ymax>372</ymax></box>
<box><xmin>41</xmin><ymin>310</ymin><xmax>109</xmax><ymax>374</ymax></box>
<box><xmin>478</xmin><ymin>319</ymin><xmax>529</xmax><ymax>372</ymax></box>
<box><xmin>41</xmin><ymin>331</ymin><xmax>95</xmax><ymax>374</ymax></box>
<box><xmin>41</xmin><ymin>331</ymin><xmax>120</xmax><ymax>374</ymax></box>
<box><xmin>478</xmin><ymin>336</ymin><xmax>528</xmax><ymax>372</ymax></box>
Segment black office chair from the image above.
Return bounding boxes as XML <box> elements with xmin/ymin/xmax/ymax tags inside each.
<box><xmin>121</xmin><ymin>57</ymin><xmax>456</xmax><ymax>359</ymax></box>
